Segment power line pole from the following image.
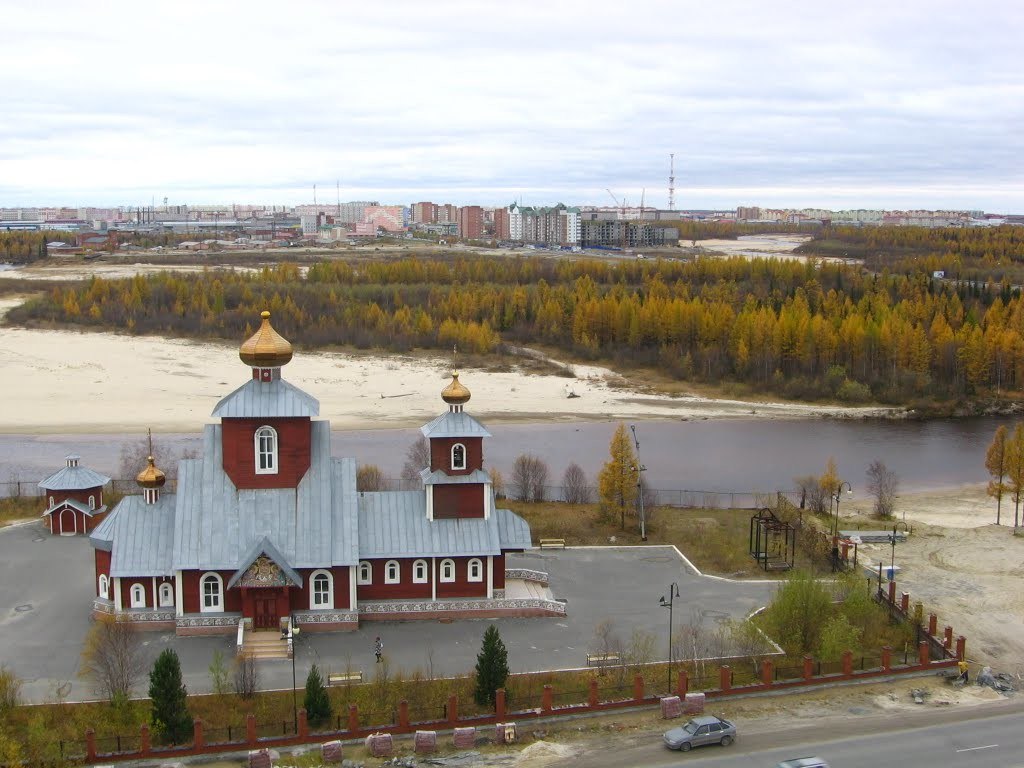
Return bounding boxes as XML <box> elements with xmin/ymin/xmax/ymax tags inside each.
<box><xmin>668</xmin><ymin>153</ymin><xmax>675</xmax><ymax>211</ymax></box>
<box><xmin>630</xmin><ymin>424</ymin><xmax>647</xmax><ymax>541</ymax></box>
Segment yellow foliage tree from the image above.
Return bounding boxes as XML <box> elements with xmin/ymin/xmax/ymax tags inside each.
<box><xmin>597</xmin><ymin>423</ymin><xmax>638</xmax><ymax>531</ymax></box>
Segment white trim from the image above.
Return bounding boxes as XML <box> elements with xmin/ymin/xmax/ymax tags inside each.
<box><xmin>98</xmin><ymin>574</ymin><xmax>108</xmax><ymax>599</ymax></box>
<box><xmin>451</xmin><ymin>443</ymin><xmax>467</xmax><ymax>471</ymax></box>
<box><xmin>357</xmin><ymin>560</ymin><xmax>372</xmax><ymax>585</ymax></box>
<box><xmin>89</xmin><ymin>495</ymin><xmax>96</xmax><ymax>510</ymax></box>
<box><xmin>310</xmin><ymin>569</ymin><xmax>333</xmax><ymax>609</ymax></box>
<box><xmin>468</xmin><ymin>558</ymin><xmax>483</xmax><ymax>583</ymax></box>
<box><xmin>174</xmin><ymin>571</ymin><xmax>184</xmax><ymax>617</ymax></box>
<box><xmin>113</xmin><ymin>577</ymin><xmax>122</xmax><ymax>611</ymax></box>
<box><xmin>200</xmin><ymin>572</ymin><xmax>224</xmax><ymax>613</ymax></box>
<box><xmin>152</xmin><ymin>576</ymin><xmax>157</xmax><ymax>608</ymax></box>
<box><xmin>60</xmin><ymin>507</ymin><xmax>76</xmax><ymax>536</ymax></box>
<box><xmin>412</xmin><ymin>559</ymin><xmax>428</xmax><ymax>584</ymax></box>
<box><xmin>425</xmin><ymin>485</ymin><xmax>434</xmax><ymax>521</ymax></box>
<box><xmin>48</xmin><ymin>496</ymin><xmax>54</xmax><ymax>508</ymax></box>
<box><xmin>254</xmin><ymin>425</ymin><xmax>279</xmax><ymax>475</ymax></box>
<box><xmin>431</xmin><ymin>557</ymin><xmax>437</xmax><ymax>600</ymax></box>
<box><xmin>159</xmin><ymin>582</ymin><xmax>174</xmax><ymax>607</ymax></box>
<box><xmin>484</xmin><ymin>483</ymin><xmax>493</xmax><ymax>520</ymax></box>
<box><xmin>349</xmin><ymin>566</ymin><xmax>357</xmax><ymax>609</ymax></box>
<box><xmin>486</xmin><ymin>555</ymin><xmax>493</xmax><ymax>598</ymax></box>
<box><xmin>384</xmin><ymin>559</ymin><xmax>401</xmax><ymax>584</ymax></box>
<box><xmin>130</xmin><ymin>582</ymin><xmax>146</xmax><ymax>609</ymax></box>
<box><xmin>440</xmin><ymin>558</ymin><xmax>455</xmax><ymax>583</ymax></box>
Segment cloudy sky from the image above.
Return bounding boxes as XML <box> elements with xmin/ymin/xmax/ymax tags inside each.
<box><xmin>2</xmin><ymin>1</ymin><xmax>1022</xmax><ymax>211</ymax></box>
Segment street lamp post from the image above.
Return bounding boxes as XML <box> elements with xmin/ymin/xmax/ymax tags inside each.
<box><xmin>659</xmin><ymin>583</ymin><xmax>679</xmax><ymax>694</ymax></box>
<box><xmin>283</xmin><ymin>620</ymin><xmax>301</xmax><ymax>734</ymax></box>
<box><xmin>832</xmin><ymin>481</ymin><xmax>852</xmax><ymax>538</ymax></box>
<box><xmin>630</xmin><ymin>425</ymin><xmax>647</xmax><ymax>541</ymax></box>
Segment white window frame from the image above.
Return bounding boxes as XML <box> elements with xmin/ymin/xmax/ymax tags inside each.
<box><xmin>385</xmin><ymin>560</ymin><xmax>401</xmax><ymax>584</ymax></box>
<box><xmin>49</xmin><ymin>496</ymin><xmax>54</xmax><ymax>508</ymax></box>
<box><xmin>254</xmin><ymin>425</ymin><xmax>279</xmax><ymax>475</ymax></box>
<box><xmin>159</xmin><ymin>582</ymin><xmax>174</xmax><ymax>607</ymax></box>
<box><xmin>451</xmin><ymin>443</ymin><xmax>467</xmax><ymax>471</ymax></box>
<box><xmin>468</xmin><ymin>558</ymin><xmax>483</xmax><ymax>583</ymax></box>
<box><xmin>88</xmin><ymin>495</ymin><xmax>96</xmax><ymax>510</ymax></box>
<box><xmin>412</xmin><ymin>559</ymin><xmax>428</xmax><ymax>584</ymax></box>
<box><xmin>357</xmin><ymin>561</ymin><xmax>372</xmax><ymax>585</ymax></box>
<box><xmin>98</xmin><ymin>574</ymin><xmax>109</xmax><ymax>599</ymax></box>
<box><xmin>440</xmin><ymin>558</ymin><xmax>456</xmax><ymax>583</ymax></box>
<box><xmin>200</xmin><ymin>572</ymin><xmax>224</xmax><ymax>613</ymax></box>
<box><xmin>310</xmin><ymin>569</ymin><xmax>333</xmax><ymax>609</ymax></box>
<box><xmin>130</xmin><ymin>583</ymin><xmax>146</xmax><ymax>608</ymax></box>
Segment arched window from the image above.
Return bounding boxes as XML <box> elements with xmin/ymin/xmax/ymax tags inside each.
<box><xmin>385</xmin><ymin>560</ymin><xmax>401</xmax><ymax>584</ymax></box>
<box><xmin>440</xmin><ymin>559</ymin><xmax>456</xmax><ymax>583</ymax></box>
<box><xmin>130</xmin><ymin>583</ymin><xmax>146</xmax><ymax>608</ymax></box>
<box><xmin>311</xmin><ymin>569</ymin><xmax>333</xmax><ymax>609</ymax></box>
<box><xmin>451</xmin><ymin>443</ymin><xmax>466</xmax><ymax>471</ymax></box>
<box><xmin>49</xmin><ymin>496</ymin><xmax>54</xmax><ymax>508</ymax></box>
<box><xmin>159</xmin><ymin>582</ymin><xmax>174</xmax><ymax>607</ymax></box>
<box><xmin>88</xmin><ymin>495</ymin><xmax>96</xmax><ymax>510</ymax></box>
<box><xmin>254</xmin><ymin>426</ymin><xmax>278</xmax><ymax>475</ymax></box>
<box><xmin>357</xmin><ymin>561</ymin><xmax>372</xmax><ymax>585</ymax></box>
<box><xmin>412</xmin><ymin>559</ymin><xmax>428</xmax><ymax>584</ymax></box>
<box><xmin>201</xmin><ymin>572</ymin><xmax>223</xmax><ymax>612</ymax></box>
<box><xmin>468</xmin><ymin>558</ymin><xmax>483</xmax><ymax>583</ymax></box>
<box><xmin>98</xmin><ymin>574</ymin><xmax>108</xmax><ymax>599</ymax></box>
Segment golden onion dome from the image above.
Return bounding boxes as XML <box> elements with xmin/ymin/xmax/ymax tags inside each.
<box><xmin>441</xmin><ymin>371</ymin><xmax>471</xmax><ymax>405</ymax></box>
<box><xmin>136</xmin><ymin>456</ymin><xmax>166</xmax><ymax>489</ymax></box>
<box><xmin>240</xmin><ymin>311</ymin><xmax>293</xmax><ymax>368</ymax></box>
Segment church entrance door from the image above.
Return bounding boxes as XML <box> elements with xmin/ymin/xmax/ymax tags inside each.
<box><xmin>253</xmin><ymin>595</ymin><xmax>278</xmax><ymax>630</ymax></box>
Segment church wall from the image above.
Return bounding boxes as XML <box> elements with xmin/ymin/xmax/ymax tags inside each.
<box><xmin>357</xmin><ymin>558</ymin><xmax>433</xmax><ymax>600</ymax></box>
<box><xmin>494</xmin><ymin>553</ymin><xmax>505</xmax><ymax>589</ymax></box>
<box><xmin>437</xmin><ymin>556</ymin><xmax>487</xmax><ymax>598</ymax></box>
<box><xmin>41</xmin><ymin>487</ymin><xmax>103</xmax><ymax>509</ymax></box>
<box><xmin>94</xmin><ymin>549</ymin><xmax>111</xmax><ymax>595</ymax></box>
<box><xmin>432</xmin><ymin>484</ymin><xmax>485</xmax><ymax>519</ymax></box>
<box><xmin>429</xmin><ymin>437</ymin><xmax>483</xmax><ymax>474</ymax></box>
<box><xmin>291</xmin><ymin>566</ymin><xmax>351</xmax><ymax>610</ymax></box>
<box><xmin>181</xmin><ymin>570</ymin><xmax>243</xmax><ymax>615</ymax></box>
<box><xmin>221</xmin><ymin>417</ymin><xmax>312</xmax><ymax>489</ymax></box>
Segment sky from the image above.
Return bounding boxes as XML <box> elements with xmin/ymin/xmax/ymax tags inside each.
<box><xmin>2</xmin><ymin>1</ymin><xmax>1023</xmax><ymax>212</ymax></box>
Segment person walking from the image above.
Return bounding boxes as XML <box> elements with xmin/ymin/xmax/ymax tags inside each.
<box><xmin>374</xmin><ymin>636</ymin><xmax>383</xmax><ymax>663</ymax></box>
<box><xmin>958</xmin><ymin>659</ymin><xmax>969</xmax><ymax>683</ymax></box>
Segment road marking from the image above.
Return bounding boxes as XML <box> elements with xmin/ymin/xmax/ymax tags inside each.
<box><xmin>956</xmin><ymin>744</ymin><xmax>998</xmax><ymax>753</ymax></box>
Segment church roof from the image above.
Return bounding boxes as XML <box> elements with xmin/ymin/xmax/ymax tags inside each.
<box><xmin>41</xmin><ymin>498</ymin><xmax>103</xmax><ymax>517</ymax></box>
<box><xmin>418</xmin><ymin>468</ymin><xmax>492</xmax><ymax>486</ymax></box>
<box><xmin>211</xmin><ymin>377</ymin><xmax>320</xmax><ymax>419</ymax></box>
<box><xmin>356</xmin><ymin>492</ymin><xmax>532</xmax><ymax>558</ymax></box>
<box><xmin>420</xmin><ymin>411</ymin><xmax>491</xmax><ymax>439</ymax></box>
<box><xmin>38</xmin><ymin>465</ymin><xmax>110</xmax><ymax>491</ymax></box>
<box><xmin>227</xmin><ymin>536</ymin><xmax>302</xmax><ymax>589</ymax></box>
<box><xmin>172</xmin><ymin>421</ymin><xmax>358</xmax><ymax>570</ymax></box>
<box><xmin>90</xmin><ymin>494</ymin><xmax>176</xmax><ymax>577</ymax></box>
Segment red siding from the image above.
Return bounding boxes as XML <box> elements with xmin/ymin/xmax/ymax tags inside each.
<box><xmin>122</xmin><ymin>578</ymin><xmax>148</xmax><ymax>608</ymax></box>
<box><xmin>221</xmin><ymin>418</ymin><xmax>312</xmax><ymax>489</ymax></box>
<box><xmin>493</xmin><ymin>553</ymin><xmax>505</xmax><ymax>589</ymax></box>
<box><xmin>357</xmin><ymin>558</ymin><xmax>433</xmax><ymax>600</ymax></box>
<box><xmin>429</xmin><ymin>437</ymin><xmax>483</xmax><ymax>474</ymax></box>
<box><xmin>290</xmin><ymin>566</ymin><xmax>351</xmax><ymax>610</ymax></box>
<box><xmin>433</xmin><ymin>484</ymin><xmax>485</xmax><ymax>519</ymax></box>
<box><xmin>94</xmin><ymin>549</ymin><xmax>111</xmax><ymax>595</ymax></box>
<box><xmin>437</xmin><ymin>557</ymin><xmax>487</xmax><ymax>598</ymax></box>
<box><xmin>41</xmin><ymin>486</ymin><xmax>104</xmax><ymax>509</ymax></box>
<box><xmin>182</xmin><ymin>570</ymin><xmax>243</xmax><ymax>614</ymax></box>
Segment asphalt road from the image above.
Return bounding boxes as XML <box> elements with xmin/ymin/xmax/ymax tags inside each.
<box><xmin>0</xmin><ymin>522</ymin><xmax>776</xmax><ymax>702</ymax></box>
<box><xmin>561</xmin><ymin>697</ymin><xmax>1024</xmax><ymax>767</ymax></box>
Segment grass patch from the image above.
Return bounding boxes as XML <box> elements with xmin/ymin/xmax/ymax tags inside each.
<box><xmin>0</xmin><ymin>496</ymin><xmax>39</xmax><ymax>526</ymax></box>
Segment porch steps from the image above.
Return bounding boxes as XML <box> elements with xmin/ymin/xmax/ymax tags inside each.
<box><xmin>241</xmin><ymin>630</ymin><xmax>289</xmax><ymax>660</ymax></box>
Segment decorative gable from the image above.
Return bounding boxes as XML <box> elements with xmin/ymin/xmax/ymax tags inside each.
<box><xmin>227</xmin><ymin>537</ymin><xmax>301</xmax><ymax>590</ymax></box>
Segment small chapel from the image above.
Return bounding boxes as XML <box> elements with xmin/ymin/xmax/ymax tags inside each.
<box><xmin>90</xmin><ymin>311</ymin><xmax>561</xmax><ymax>634</ymax></box>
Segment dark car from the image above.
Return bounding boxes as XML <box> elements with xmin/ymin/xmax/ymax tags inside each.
<box><xmin>662</xmin><ymin>714</ymin><xmax>736</xmax><ymax>751</ymax></box>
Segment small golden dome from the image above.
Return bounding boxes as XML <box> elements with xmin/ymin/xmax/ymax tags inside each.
<box><xmin>136</xmin><ymin>456</ymin><xmax>166</xmax><ymax>489</ymax></box>
<box><xmin>441</xmin><ymin>371</ymin><xmax>471</xmax><ymax>405</ymax></box>
<box><xmin>240</xmin><ymin>310</ymin><xmax>293</xmax><ymax>368</ymax></box>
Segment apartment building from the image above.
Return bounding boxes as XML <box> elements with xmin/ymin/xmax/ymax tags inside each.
<box><xmin>364</xmin><ymin>205</ymin><xmax>408</xmax><ymax>232</ymax></box>
<box><xmin>411</xmin><ymin>202</ymin><xmax>438</xmax><ymax>224</ymax></box>
<box><xmin>457</xmin><ymin>205</ymin><xmax>484</xmax><ymax>240</ymax></box>
<box><xmin>505</xmin><ymin>203</ymin><xmax>580</xmax><ymax>246</ymax></box>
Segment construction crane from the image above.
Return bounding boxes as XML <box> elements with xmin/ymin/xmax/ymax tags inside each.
<box><xmin>605</xmin><ymin>189</ymin><xmax>629</xmax><ymax>250</ymax></box>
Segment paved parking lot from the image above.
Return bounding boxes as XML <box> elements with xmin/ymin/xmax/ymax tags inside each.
<box><xmin>0</xmin><ymin>522</ymin><xmax>777</xmax><ymax>703</ymax></box>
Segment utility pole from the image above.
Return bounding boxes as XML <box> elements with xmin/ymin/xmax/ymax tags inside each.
<box><xmin>630</xmin><ymin>424</ymin><xmax>647</xmax><ymax>541</ymax></box>
<box><xmin>668</xmin><ymin>153</ymin><xmax>675</xmax><ymax>211</ymax></box>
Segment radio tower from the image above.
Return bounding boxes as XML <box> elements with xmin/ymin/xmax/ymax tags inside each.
<box><xmin>668</xmin><ymin>153</ymin><xmax>675</xmax><ymax>211</ymax></box>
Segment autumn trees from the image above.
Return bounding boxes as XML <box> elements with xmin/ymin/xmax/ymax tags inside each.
<box><xmin>598</xmin><ymin>424</ymin><xmax>638</xmax><ymax>530</ymax></box>
<box><xmin>987</xmin><ymin>423</ymin><xmax>1024</xmax><ymax>527</ymax></box>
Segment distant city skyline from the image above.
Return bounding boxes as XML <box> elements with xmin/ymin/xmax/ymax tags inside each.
<box><xmin>1</xmin><ymin>1</ymin><xmax>1021</xmax><ymax>212</ymax></box>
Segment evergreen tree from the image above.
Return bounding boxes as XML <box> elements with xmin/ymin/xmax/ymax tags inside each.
<box><xmin>303</xmin><ymin>663</ymin><xmax>332</xmax><ymax>726</ymax></box>
<box><xmin>148</xmin><ymin>649</ymin><xmax>191</xmax><ymax>744</ymax></box>
<box><xmin>597</xmin><ymin>423</ymin><xmax>638</xmax><ymax>530</ymax></box>
<box><xmin>474</xmin><ymin>625</ymin><xmax>509</xmax><ymax>708</ymax></box>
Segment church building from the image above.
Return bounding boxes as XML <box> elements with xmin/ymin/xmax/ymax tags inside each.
<box><xmin>90</xmin><ymin>311</ymin><xmax>561</xmax><ymax>634</ymax></box>
<box><xmin>39</xmin><ymin>455</ymin><xmax>111</xmax><ymax>536</ymax></box>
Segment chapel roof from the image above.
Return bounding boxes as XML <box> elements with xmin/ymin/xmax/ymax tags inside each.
<box><xmin>239</xmin><ymin>310</ymin><xmax>293</xmax><ymax>368</ymax></box>
<box><xmin>212</xmin><ymin>377</ymin><xmax>320</xmax><ymax>419</ymax></box>
<box><xmin>38</xmin><ymin>463</ymin><xmax>110</xmax><ymax>491</ymax></box>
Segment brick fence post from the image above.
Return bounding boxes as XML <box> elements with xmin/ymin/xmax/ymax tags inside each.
<box><xmin>676</xmin><ymin>669</ymin><xmax>689</xmax><ymax>697</ymax></box>
<box><xmin>918</xmin><ymin>640</ymin><xmax>930</xmax><ymax>667</ymax></box>
<box><xmin>448</xmin><ymin>694</ymin><xmax>459</xmax><ymax>725</ymax></box>
<box><xmin>193</xmin><ymin>718</ymin><xmax>204</xmax><ymax>750</ymax></box>
<box><xmin>541</xmin><ymin>685</ymin><xmax>553</xmax><ymax>713</ymax></box>
<box><xmin>900</xmin><ymin>592</ymin><xmax>910</xmax><ymax>613</ymax></box>
<box><xmin>802</xmin><ymin>656</ymin><xmax>814</xmax><ymax>681</ymax></box>
<box><xmin>881</xmin><ymin>646</ymin><xmax>892</xmax><ymax>672</ymax></box>
<box><xmin>589</xmin><ymin>678</ymin><xmax>599</xmax><ymax>708</ymax></box>
<box><xmin>348</xmin><ymin>704</ymin><xmax>359</xmax><ymax>733</ymax></box>
<box><xmin>761</xmin><ymin>659</ymin><xmax>773</xmax><ymax>686</ymax></box>
<box><xmin>398</xmin><ymin>700</ymin><xmax>409</xmax><ymax>728</ymax></box>
<box><xmin>298</xmin><ymin>708</ymin><xmax>308</xmax><ymax>739</ymax></box>
<box><xmin>944</xmin><ymin>626</ymin><xmax>953</xmax><ymax>648</ymax></box>
<box><xmin>887</xmin><ymin>581</ymin><xmax>897</xmax><ymax>604</ymax></box>
<box><xmin>719</xmin><ymin>665</ymin><xmax>732</xmax><ymax>692</ymax></box>
<box><xmin>495</xmin><ymin>689</ymin><xmax>506</xmax><ymax>719</ymax></box>
<box><xmin>928</xmin><ymin>614</ymin><xmax>938</xmax><ymax>636</ymax></box>
<box><xmin>85</xmin><ymin>728</ymin><xmax>96</xmax><ymax>762</ymax></box>
<box><xmin>842</xmin><ymin>650</ymin><xmax>853</xmax><ymax>677</ymax></box>
<box><xmin>139</xmin><ymin>724</ymin><xmax>150</xmax><ymax>756</ymax></box>
<box><xmin>956</xmin><ymin>636</ymin><xmax>967</xmax><ymax>661</ymax></box>
<box><xmin>247</xmin><ymin>714</ymin><xmax>257</xmax><ymax>744</ymax></box>
<box><xmin>633</xmin><ymin>674</ymin><xmax>645</xmax><ymax>701</ymax></box>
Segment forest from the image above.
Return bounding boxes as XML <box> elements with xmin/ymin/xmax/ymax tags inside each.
<box><xmin>7</xmin><ymin>250</ymin><xmax>1024</xmax><ymax>405</ymax></box>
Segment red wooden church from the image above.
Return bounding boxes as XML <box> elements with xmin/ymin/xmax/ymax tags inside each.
<box><xmin>39</xmin><ymin>456</ymin><xmax>111</xmax><ymax>536</ymax></box>
<box><xmin>90</xmin><ymin>311</ymin><xmax>561</xmax><ymax>634</ymax></box>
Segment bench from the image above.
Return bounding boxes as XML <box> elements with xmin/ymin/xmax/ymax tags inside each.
<box><xmin>539</xmin><ymin>538</ymin><xmax>566</xmax><ymax>549</ymax></box>
<box><xmin>586</xmin><ymin>652</ymin><xmax>620</xmax><ymax>667</ymax></box>
<box><xmin>328</xmin><ymin>671</ymin><xmax>363</xmax><ymax>685</ymax></box>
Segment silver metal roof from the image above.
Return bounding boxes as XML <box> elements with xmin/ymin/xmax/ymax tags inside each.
<box><xmin>494</xmin><ymin>507</ymin><xmax>533</xmax><ymax>550</ymax></box>
<box><xmin>173</xmin><ymin>421</ymin><xmax>358</xmax><ymax>571</ymax></box>
<box><xmin>38</xmin><ymin>465</ymin><xmax>111</xmax><ymax>491</ymax></box>
<box><xmin>358</xmin><ymin>491</ymin><xmax>501</xmax><ymax>558</ymax></box>
<box><xmin>420</xmin><ymin>411</ymin><xmax>492</xmax><ymax>439</ymax></box>
<box><xmin>90</xmin><ymin>495</ymin><xmax>175</xmax><ymax>577</ymax></box>
<box><xmin>41</xmin><ymin>498</ymin><xmax>101</xmax><ymax>517</ymax></box>
<box><xmin>419</xmin><ymin>468</ymin><xmax>492</xmax><ymax>485</ymax></box>
<box><xmin>212</xmin><ymin>377</ymin><xmax>320</xmax><ymax>419</ymax></box>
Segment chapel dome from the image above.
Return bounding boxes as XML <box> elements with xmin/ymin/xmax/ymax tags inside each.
<box><xmin>240</xmin><ymin>311</ymin><xmax>293</xmax><ymax>368</ymax></box>
<box><xmin>136</xmin><ymin>456</ymin><xmax>166</xmax><ymax>489</ymax></box>
<box><xmin>441</xmin><ymin>371</ymin><xmax>471</xmax><ymax>405</ymax></box>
